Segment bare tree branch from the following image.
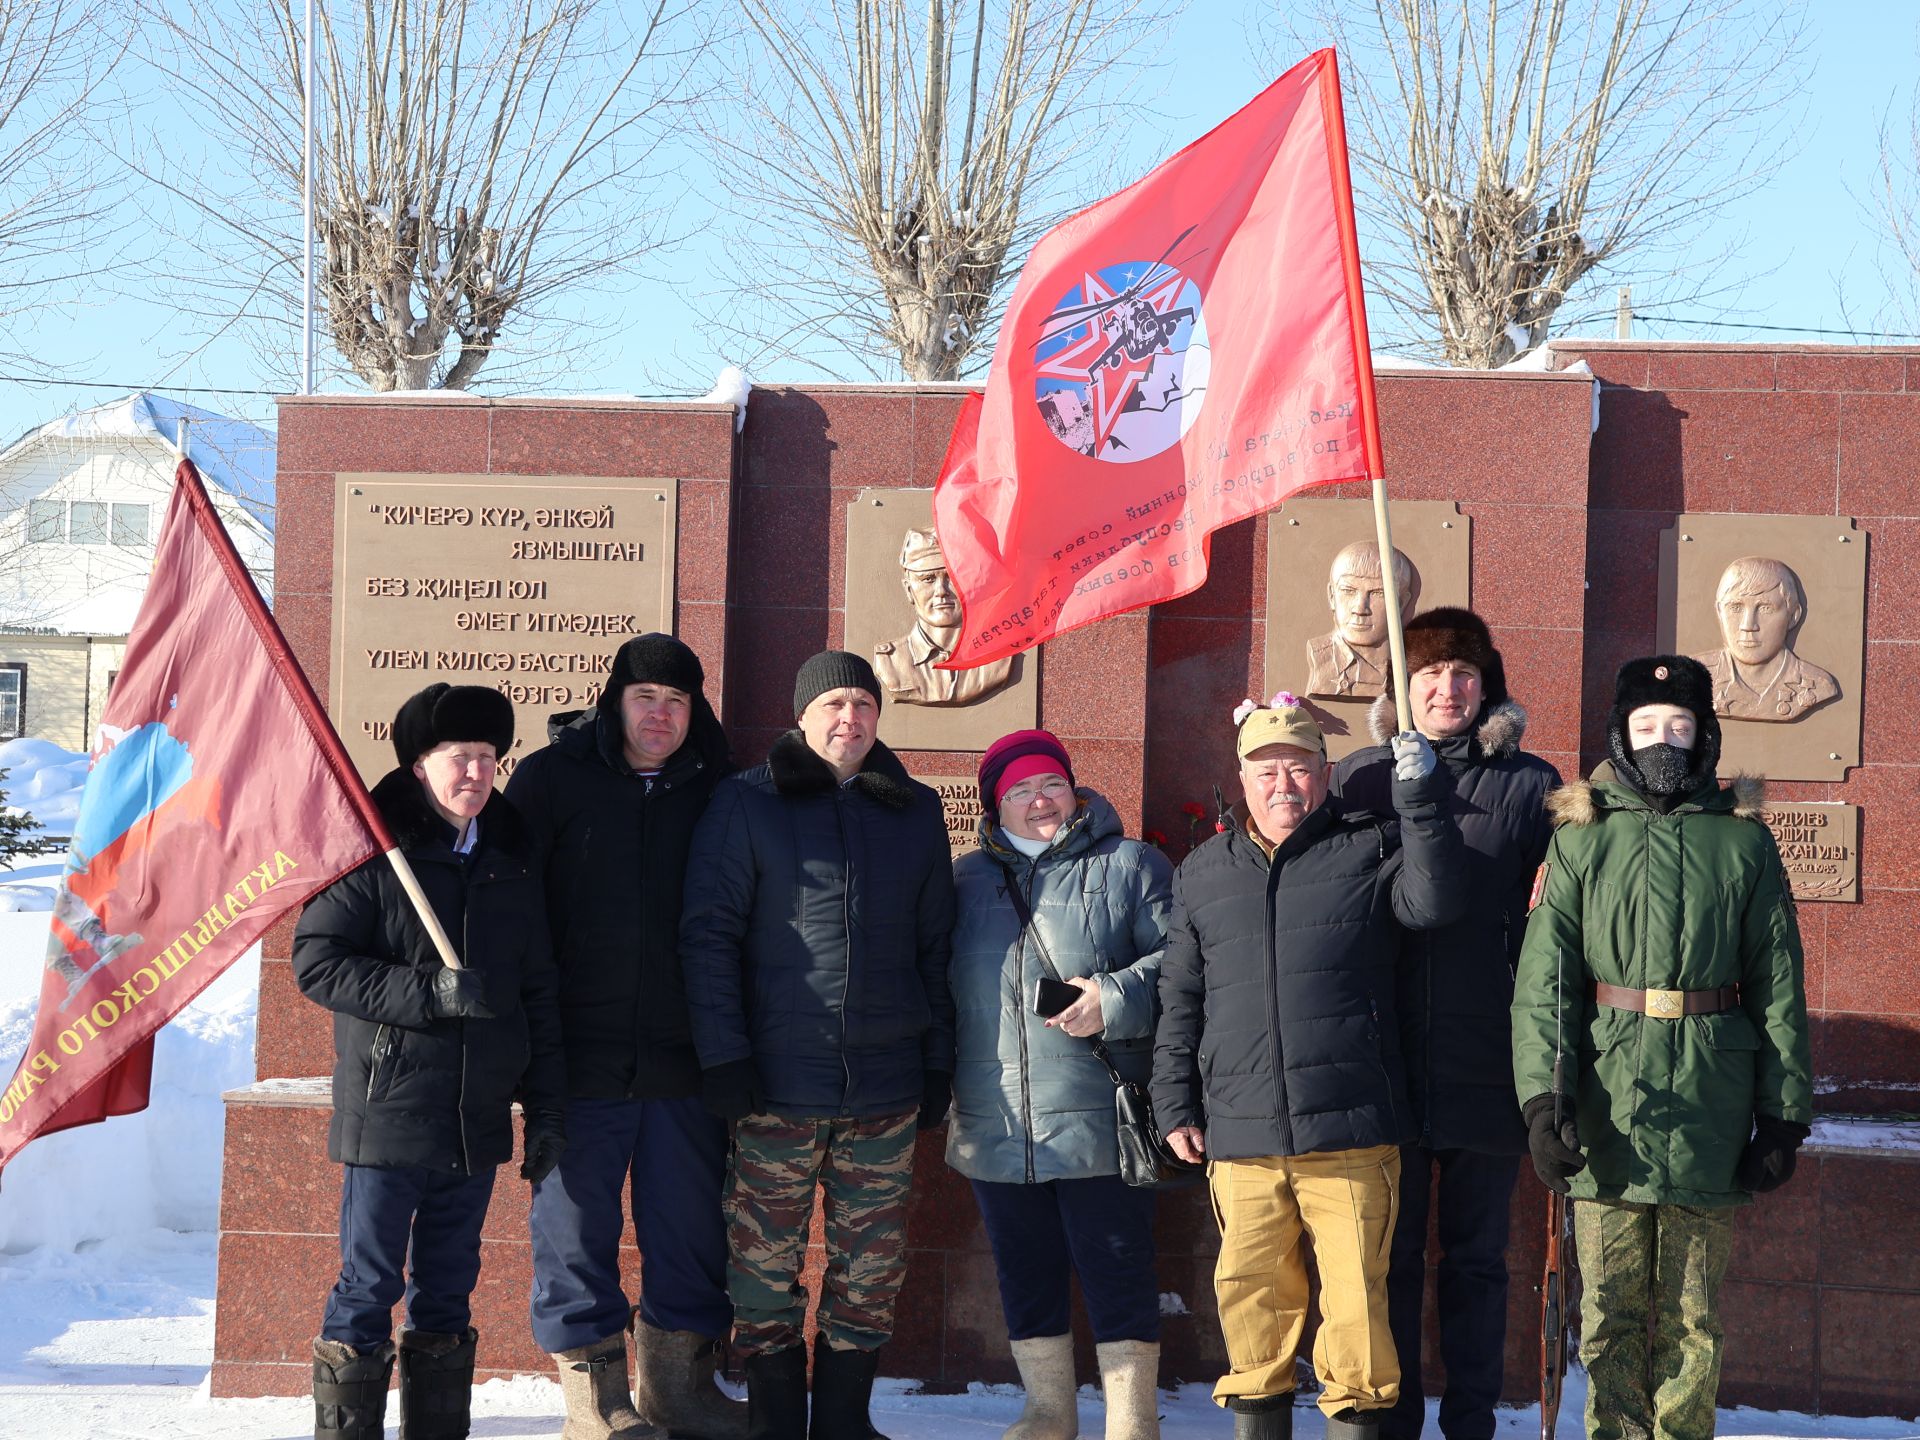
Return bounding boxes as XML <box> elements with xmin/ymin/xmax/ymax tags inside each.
<box><xmin>1863</xmin><ymin>77</ymin><xmax>1920</xmax><ymax>333</ymax></box>
<box><xmin>1272</xmin><ymin>0</ymin><xmax>1809</xmax><ymax>367</ymax></box>
<box><xmin>117</xmin><ymin>0</ymin><xmax>713</xmax><ymax>391</ymax></box>
<box><xmin>699</xmin><ymin>0</ymin><xmax>1175</xmax><ymax>382</ymax></box>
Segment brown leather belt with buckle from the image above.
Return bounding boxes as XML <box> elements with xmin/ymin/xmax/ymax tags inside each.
<box><xmin>1592</xmin><ymin>982</ymin><xmax>1739</xmax><ymax>1019</ymax></box>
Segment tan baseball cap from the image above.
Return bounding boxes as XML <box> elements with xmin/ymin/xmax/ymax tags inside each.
<box><xmin>1236</xmin><ymin>698</ymin><xmax>1325</xmax><ymax>760</ymax></box>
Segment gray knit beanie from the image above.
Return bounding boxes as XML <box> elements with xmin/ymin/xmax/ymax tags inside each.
<box><xmin>793</xmin><ymin>650</ymin><xmax>883</xmax><ymax>719</ymax></box>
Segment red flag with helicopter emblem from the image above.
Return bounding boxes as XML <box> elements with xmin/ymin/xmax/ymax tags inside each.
<box><xmin>932</xmin><ymin>48</ymin><xmax>1383</xmax><ymax>668</ymax></box>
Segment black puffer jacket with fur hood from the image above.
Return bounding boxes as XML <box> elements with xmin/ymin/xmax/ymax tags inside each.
<box><xmin>680</xmin><ymin>732</ymin><xmax>956</xmax><ymax>1119</ymax></box>
<box><xmin>294</xmin><ymin>770</ymin><xmax>565</xmax><ymax>1173</ymax></box>
<box><xmin>1331</xmin><ymin>695</ymin><xmax>1561</xmax><ymax>1153</ymax></box>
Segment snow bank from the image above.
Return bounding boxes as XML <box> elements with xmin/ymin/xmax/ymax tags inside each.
<box><xmin>0</xmin><ymin>949</ymin><xmax>260</xmax><ymax>1252</ymax></box>
<box><xmin>0</xmin><ymin>736</ymin><xmax>88</xmax><ymax>845</ymax></box>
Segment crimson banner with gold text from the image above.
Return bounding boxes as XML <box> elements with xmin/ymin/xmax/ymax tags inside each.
<box><xmin>0</xmin><ymin>460</ymin><xmax>387</xmax><ymax>1168</ymax></box>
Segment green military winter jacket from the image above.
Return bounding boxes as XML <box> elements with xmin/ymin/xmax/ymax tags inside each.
<box><xmin>1511</xmin><ymin>769</ymin><xmax>1812</xmax><ymax>1208</ymax></box>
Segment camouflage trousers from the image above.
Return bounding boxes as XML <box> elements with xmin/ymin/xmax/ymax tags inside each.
<box><xmin>1575</xmin><ymin>1199</ymin><xmax>1736</xmax><ymax>1440</ymax></box>
<box><xmin>726</xmin><ymin>1109</ymin><xmax>917</xmax><ymax>1357</ymax></box>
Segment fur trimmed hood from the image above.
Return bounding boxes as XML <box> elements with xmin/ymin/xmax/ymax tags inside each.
<box><xmin>1367</xmin><ymin>694</ymin><xmax>1529</xmax><ymax>759</ymax></box>
<box><xmin>1546</xmin><ymin>771</ymin><xmax>1766</xmax><ymax>828</ymax></box>
<box><xmin>767</xmin><ymin>729</ymin><xmax>918</xmax><ymax>809</ymax></box>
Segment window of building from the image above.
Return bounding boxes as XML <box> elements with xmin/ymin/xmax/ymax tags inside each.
<box><xmin>27</xmin><ymin>499</ymin><xmax>63</xmax><ymax>543</ymax></box>
<box><xmin>0</xmin><ymin>665</ymin><xmax>23</xmax><ymax>739</ymax></box>
<box><xmin>69</xmin><ymin>501</ymin><xmax>109</xmax><ymax>545</ymax></box>
<box><xmin>111</xmin><ymin>503</ymin><xmax>149</xmax><ymax>547</ymax></box>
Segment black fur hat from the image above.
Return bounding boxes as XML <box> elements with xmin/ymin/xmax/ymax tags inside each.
<box><xmin>1397</xmin><ymin>606</ymin><xmax>1509</xmax><ymax>709</ymax></box>
<box><xmin>1606</xmin><ymin>654</ymin><xmax>1721</xmax><ymax>787</ymax></box>
<box><xmin>392</xmin><ymin>683</ymin><xmax>515</xmax><ymax>767</ymax></box>
<box><xmin>599</xmin><ymin>633</ymin><xmax>706</xmax><ymax>713</ymax></box>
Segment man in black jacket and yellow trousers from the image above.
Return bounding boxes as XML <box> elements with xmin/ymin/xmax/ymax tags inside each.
<box><xmin>1152</xmin><ymin>693</ymin><xmax>1466</xmax><ymax>1440</ymax></box>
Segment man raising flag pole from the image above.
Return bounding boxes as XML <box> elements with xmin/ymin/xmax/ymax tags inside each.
<box><xmin>931</xmin><ymin>46</ymin><xmax>1417</xmax><ymax>728</ymax></box>
<box><xmin>0</xmin><ymin>457</ymin><xmax>462</xmax><ymax>1174</ymax></box>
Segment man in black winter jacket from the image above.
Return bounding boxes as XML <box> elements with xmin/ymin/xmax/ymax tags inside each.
<box><xmin>1331</xmin><ymin>610</ymin><xmax>1559</xmax><ymax>1440</ymax></box>
<box><xmin>504</xmin><ymin>633</ymin><xmax>744</xmax><ymax>1439</ymax></box>
<box><xmin>681</xmin><ymin>651</ymin><xmax>956</xmax><ymax>1440</ymax></box>
<box><xmin>1153</xmin><ymin>694</ymin><xmax>1466</xmax><ymax>1440</ymax></box>
<box><xmin>295</xmin><ymin>683</ymin><xmax>564</xmax><ymax>1440</ymax></box>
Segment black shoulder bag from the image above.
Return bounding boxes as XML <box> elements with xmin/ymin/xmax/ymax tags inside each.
<box><xmin>1000</xmin><ymin>863</ymin><xmax>1203</xmax><ymax>1189</ymax></box>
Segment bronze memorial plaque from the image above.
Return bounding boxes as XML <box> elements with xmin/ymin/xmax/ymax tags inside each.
<box><xmin>844</xmin><ymin>488</ymin><xmax>1039</xmax><ymax>752</ymax></box>
<box><xmin>920</xmin><ymin>773</ymin><xmax>987</xmax><ymax>860</ymax></box>
<box><xmin>1658</xmin><ymin>514</ymin><xmax>1865</xmax><ymax>781</ymax></box>
<box><xmin>332</xmin><ymin>475</ymin><xmax>678</xmax><ymax>784</ymax></box>
<box><xmin>1757</xmin><ymin>801</ymin><xmax>1859</xmax><ymax>903</ymax></box>
<box><xmin>1264</xmin><ymin>499</ymin><xmax>1472</xmax><ymax>760</ymax></box>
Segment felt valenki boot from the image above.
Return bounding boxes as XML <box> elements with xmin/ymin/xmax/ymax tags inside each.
<box><xmin>556</xmin><ymin>1332</ymin><xmax>662</xmax><ymax>1440</ymax></box>
<box><xmin>1002</xmin><ymin>1335</ymin><xmax>1077</xmax><ymax>1440</ymax></box>
<box><xmin>1093</xmin><ymin>1339</ymin><xmax>1160</xmax><ymax>1440</ymax></box>
<box><xmin>312</xmin><ymin>1336</ymin><xmax>395</xmax><ymax>1440</ymax></box>
<box><xmin>396</xmin><ymin>1327</ymin><xmax>477</xmax><ymax>1439</ymax></box>
<box><xmin>807</xmin><ymin>1336</ymin><xmax>890</xmax><ymax>1440</ymax></box>
<box><xmin>632</xmin><ymin>1319</ymin><xmax>749</xmax><ymax>1440</ymax></box>
<box><xmin>745</xmin><ymin>1343</ymin><xmax>808</xmax><ymax>1440</ymax></box>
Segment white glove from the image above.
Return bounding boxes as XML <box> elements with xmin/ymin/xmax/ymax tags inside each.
<box><xmin>1392</xmin><ymin>730</ymin><xmax>1436</xmax><ymax>782</ymax></box>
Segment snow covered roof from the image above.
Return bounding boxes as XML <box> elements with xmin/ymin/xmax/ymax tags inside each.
<box><xmin>0</xmin><ymin>393</ymin><xmax>276</xmax><ymax>532</ymax></box>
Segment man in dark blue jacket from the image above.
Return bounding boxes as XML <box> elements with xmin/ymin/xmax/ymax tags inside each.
<box><xmin>1332</xmin><ymin>610</ymin><xmax>1559</xmax><ymax>1440</ymax></box>
<box><xmin>1153</xmin><ymin>694</ymin><xmax>1465</xmax><ymax>1440</ymax></box>
<box><xmin>681</xmin><ymin>651</ymin><xmax>956</xmax><ymax>1440</ymax></box>
<box><xmin>505</xmin><ymin>633</ymin><xmax>743</xmax><ymax>1440</ymax></box>
<box><xmin>295</xmin><ymin>683</ymin><xmax>564</xmax><ymax>1440</ymax></box>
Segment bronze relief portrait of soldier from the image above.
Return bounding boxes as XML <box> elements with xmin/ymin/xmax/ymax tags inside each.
<box><xmin>1305</xmin><ymin>540</ymin><xmax>1422</xmax><ymax>699</ymax></box>
<box><xmin>1693</xmin><ymin>556</ymin><xmax>1840</xmax><ymax>723</ymax></box>
<box><xmin>874</xmin><ymin>527</ymin><xmax>1018</xmax><ymax>707</ymax></box>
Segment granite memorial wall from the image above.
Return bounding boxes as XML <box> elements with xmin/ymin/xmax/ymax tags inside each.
<box><xmin>214</xmin><ymin>346</ymin><xmax>1919</xmax><ymax>1416</ymax></box>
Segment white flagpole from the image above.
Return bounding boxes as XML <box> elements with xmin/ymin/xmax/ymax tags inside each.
<box><xmin>301</xmin><ymin>0</ymin><xmax>316</xmax><ymax>395</ymax></box>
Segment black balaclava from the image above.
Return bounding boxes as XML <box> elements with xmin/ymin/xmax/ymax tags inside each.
<box><xmin>1605</xmin><ymin>655</ymin><xmax>1721</xmax><ymax>810</ymax></box>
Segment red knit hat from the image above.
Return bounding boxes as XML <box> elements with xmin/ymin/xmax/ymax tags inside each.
<box><xmin>978</xmin><ymin>729</ymin><xmax>1075</xmax><ymax>809</ymax></box>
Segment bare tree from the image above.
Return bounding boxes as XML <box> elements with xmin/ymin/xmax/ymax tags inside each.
<box><xmin>703</xmin><ymin>0</ymin><xmax>1170</xmax><ymax>382</ymax></box>
<box><xmin>0</xmin><ymin>0</ymin><xmax>126</xmax><ymax>371</ymax></box>
<box><xmin>1863</xmin><ymin>79</ymin><xmax>1920</xmax><ymax>334</ymax></box>
<box><xmin>124</xmin><ymin>0</ymin><xmax>709</xmax><ymax>391</ymax></box>
<box><xmin>1274</xmin><ymin>0</ymin><xmax>1807</xmax><ymax>368</ymax></box>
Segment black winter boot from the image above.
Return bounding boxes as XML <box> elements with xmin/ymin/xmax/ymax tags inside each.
<box><xmin>1324</xmin><ymin>1407</ymin><xmax>1381</xmax><ymax>1440</ymax></box>
<box><xmin>312</xmin><ymin>1336</ymin><xmax>395</xmax><ymax>1440</ymax></box>
<box><xmin>1228</xmin><ymin>1393</ymin><xmax>1293</xmax><ymax>1440</ymax></box>
<box><xmin>397</xmin><ymin>1327</ymin><xmax>478</xmax><ymax>1439</ymax></box>
<box><xmin>744</xmin><ymin>1343</ymin><xmax>808</xmax><ymax>1440</ymax></box>
<box><xmin>806</xmin><ymin>1337</ymin><xmax>889</xmax><ymax>1440</ymax></box>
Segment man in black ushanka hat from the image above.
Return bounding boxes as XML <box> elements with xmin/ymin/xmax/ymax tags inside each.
<box><xmin>295</xmin><ymin>682</ymin><xmax>564</xmax><ymax>1440</ymax></box>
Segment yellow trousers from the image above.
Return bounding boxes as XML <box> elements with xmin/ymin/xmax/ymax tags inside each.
<box><xmin>1209</xmin><ymin>1144</ymin><xmax>1401</xmax><ymax>1416</ymax></box>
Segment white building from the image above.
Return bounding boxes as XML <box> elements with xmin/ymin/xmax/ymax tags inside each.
<box><xmin>0</xmin><ymin>394</ymin><xmax>275</xmax><ymax>749</ymax></box>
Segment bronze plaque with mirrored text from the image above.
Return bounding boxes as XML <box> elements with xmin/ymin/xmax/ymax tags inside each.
<box><xmin>844</xmin><ymin>488</ymin><xmax>1039</xmax><ymax>752</ymax></box>
<box><xmin>1758</xmin><ymin>801</ymin><xmax>1859</xmax><ymax>903</ymax></box>
<box><xmin>920</xmin><ymin>773</ymin><xmax>987</xmax><ymax>860</ymax></box>
<box><xmin>332</xmin><ymin>475</ymin><xmax>678</xmax><ymax>785</ymax></box>
<box><xmin>1658</xmin><ymin>514</ymin><xmax>1865</xmax><ymax>781</ymax></box>
<box><xmin>1264</xmin><ymin>499</ymin><xmax>1472</xmax><ymax>761</ymax></box>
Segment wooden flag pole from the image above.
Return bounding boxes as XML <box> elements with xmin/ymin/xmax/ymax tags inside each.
<box><xmin>383</xmin><ymin>847</ymin><xmax>462</xmax><ymax>971</ymax></box>
<box><xmin>1370</xmin><ymin>477</ymin><xmax>1414</xmax><ymax>735</ymax></box>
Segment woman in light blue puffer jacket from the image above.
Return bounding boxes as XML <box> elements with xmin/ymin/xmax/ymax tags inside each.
<box><xmin>946</xmin><ymin>729</ymin><xmax>1173</xmax><ymax>1440</ymax></box>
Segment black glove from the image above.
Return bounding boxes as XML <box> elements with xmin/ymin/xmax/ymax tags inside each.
<box><xmin>1737</xmin><ymin>1114</ymin><xmax>1811</xmax><ymax>1194</ymax></box>
<box><xmin>917</xmin><ymin>1071</ymin><xmax>953</xmax><ymax>1132</ymax></box>
<box><xmin>1523</xmin><ymin>1092</ymin><xmax>1585</xmax><ymax>1193</ymax></box>
<box><xmin>428</xmin><ymin>966</ymin><xmax>492</xmax><ymax>1020</ymax></box>
<box><xmin>520</xmin><ymin>1109</ymin><xmax>567</xmax><ymax>1184</ymax></box>
<box><xmin>701</xmin><ymin>1059</ymin><xmax>763</xmax><ymax>1123</ymax></box>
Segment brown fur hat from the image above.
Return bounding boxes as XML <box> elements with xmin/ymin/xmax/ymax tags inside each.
<box><xmin>1395</xmin><ymin>606</ymin><xmax>1509</xmax><ymax>709</ymax></box>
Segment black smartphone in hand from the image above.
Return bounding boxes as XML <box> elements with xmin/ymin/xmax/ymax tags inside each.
<box><xmin>1031</xmin><ymin>977</ymin><xmax>1081</xmax><ymax>1018</ymax></box>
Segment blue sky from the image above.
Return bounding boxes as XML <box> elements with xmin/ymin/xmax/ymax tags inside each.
<box><xmin>4</xmin><ymin>2</ymin><xmax>1917</xmax><ymax>436</ymax></box>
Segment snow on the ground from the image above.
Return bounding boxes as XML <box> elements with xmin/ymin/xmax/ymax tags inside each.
<box><xmin>0</xmin><ymin>744</ymin><xmax>1914</xmax><ymax>1436</ymax></box>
